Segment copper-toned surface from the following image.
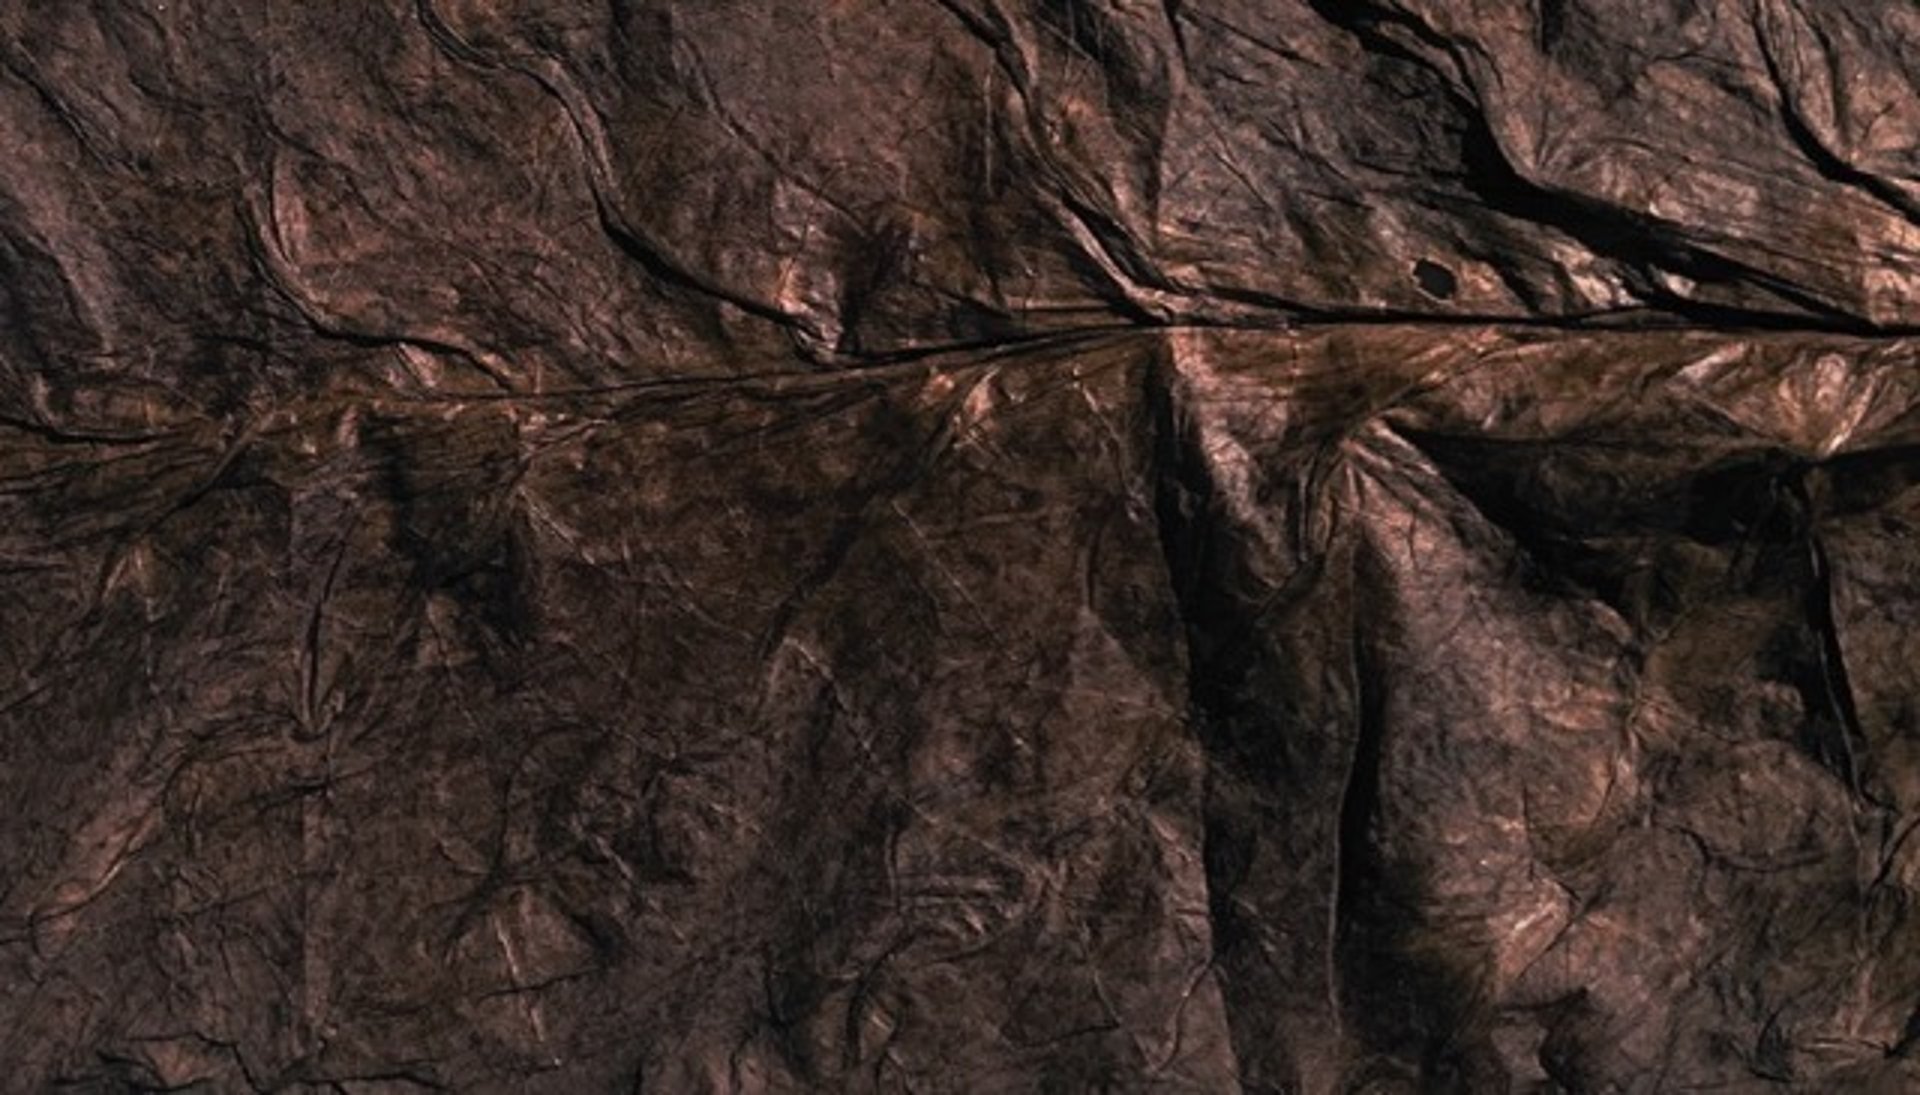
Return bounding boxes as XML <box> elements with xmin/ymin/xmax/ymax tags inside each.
<box><xmin>5</xmin><ymin>3</ymin><xmax>1920</xmax><ymax>1091</ymax></box>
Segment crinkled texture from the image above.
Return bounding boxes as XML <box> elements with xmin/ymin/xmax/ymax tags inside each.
<box><xmin>4</xmin><ymin>2</ymin><xmax>1920</xmax><ymax>1092</ymax></box>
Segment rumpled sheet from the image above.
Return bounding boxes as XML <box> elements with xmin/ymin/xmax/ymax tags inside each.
<box><xmin>4</xmin><ymin>2</ymin><xmax>1920</xmax><ymax>1091</ymax></box>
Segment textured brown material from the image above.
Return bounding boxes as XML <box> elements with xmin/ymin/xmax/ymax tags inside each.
<box><xmin>5</xmin><ymin>2</ymin><xmax>1920</xmax><ymax>1091</ymax></box>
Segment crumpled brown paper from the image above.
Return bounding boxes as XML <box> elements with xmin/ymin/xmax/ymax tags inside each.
<box><xmin>4</xmin><ymin>2</ymin><xmax>1919</xmax><ymax>1090</ymax></box>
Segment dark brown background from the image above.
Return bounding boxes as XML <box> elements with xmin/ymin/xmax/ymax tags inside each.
<box><xmin>4</xmin><ymin>2</ymin><xmax>1920</xmax><ymax>1091</ymax></box>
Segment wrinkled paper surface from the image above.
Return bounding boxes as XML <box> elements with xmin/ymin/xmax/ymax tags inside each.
<box><xmin>5</xmin><ymin>2</ymin><xmax>1920</xmax><ymax>1091</ymax></box>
